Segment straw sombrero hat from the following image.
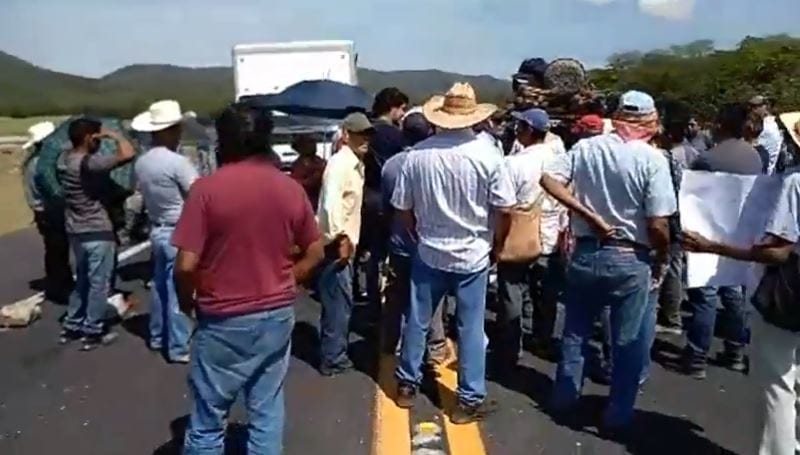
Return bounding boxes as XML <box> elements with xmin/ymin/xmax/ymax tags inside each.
<box><xmin>779</xmin><ymin>112</ymin><xmax>800</xmax><ymax>149</ymax></box>
<box><xmin>423</xmin><ymin>83</ymin><xmax>497</xmax><ymax>129</ymax></box>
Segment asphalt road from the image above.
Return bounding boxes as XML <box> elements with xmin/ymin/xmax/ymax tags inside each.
<box><xmin>0</xmin><ymin>228</ymin><xmax>756</xmax><ymax>454</ymax></box>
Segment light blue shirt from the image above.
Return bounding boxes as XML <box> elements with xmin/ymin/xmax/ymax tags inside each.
<box><xmin>382</xmin><ymin>150</ymin><xmax>414</xmax><ymax>257</ymax></box>
<box><xmin>134</xmin><ymin>146</ymin><xmax>198</xmax><ymax>226</ymax></box>
<box><xmin>391</xmin><ymin>129</ymin><xmax>516</xmax><ymax>273</ymax></box>
<box><xmin>544</xmin><ymin>133</ymin><xmax>677</xmax><ymax>246</ymax></box>
<box><xmin>765</xmin><ymin>169</ymin><xmax>800</xmax><ymax>246</ymax></box>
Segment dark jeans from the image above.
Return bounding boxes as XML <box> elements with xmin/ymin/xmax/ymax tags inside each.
<box><xmin>382</xmin><ymin>253</ymin><xmax>447</xmax><ymax>360</ymax></box>
<box><xmin>657</xmin><ymin>246</ymin><xmax>684</xmax><ymax>328</ymax></box>
<box><xmin>34</xmin><ymin>210</ymin><xmax>73</xmax><ymax>303</ymax></box>
<box><xmin>317</xmin><ymin>258</ymin><xmax>354</xmax><ymax>371</ymax></box>
<box><xmin>685</xmin><ymin>285</ymin><xmax>749</xmax><ymax>363</ymax></box>
<box><xmin>552</xmin><ymin>242</ymin><xmax>652</xmax><ymax>428</ymax></box>
<box><xmin>184</xmin><ymin>306</ymin><xmax>293</xmax><ymax>455</ymax></box>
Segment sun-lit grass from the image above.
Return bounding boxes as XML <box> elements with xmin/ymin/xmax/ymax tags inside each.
<box><xmin>0</xmin><ymin>116</ymin><xmax>68</xmax><ymax>137</ymax></box>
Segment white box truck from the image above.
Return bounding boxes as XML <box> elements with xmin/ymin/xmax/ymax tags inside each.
<box><xmin>232</xmin><ymin>40</ymin><xmax>358</xmax><ymax>168</ymax></box>
<box><xmin>233</xmin><ymin>40</ymin><xmax>358</xmax><ymax>100</ymax></box>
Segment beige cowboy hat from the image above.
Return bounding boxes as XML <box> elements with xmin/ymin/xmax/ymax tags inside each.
<box><xmin>131</xmin><ymin>100</ymin><xmax>193</xmax><ymax>132</ymax></box>
<box><xmin>779</xmin><ymin>112</ymin><xmax>800</xmax><ymax>149</ymax></box>
<box><xmin>22</xmin><ymin>121</ymin><xmax>56</xmax><ymax>150</ymax></box>
<box><xmin>422</xmin><ymin>83</ymin><xmax>497</xmax><ymax>129</ymax></box>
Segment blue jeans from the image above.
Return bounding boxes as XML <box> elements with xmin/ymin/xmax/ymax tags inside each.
<box><xmin>685</xmin><ymin>285</ymin><xmax>749</xmax><ymax>363</ymax></box>
<box><xmin>317</xmin><ymin>259</ymin><xmax>354</xmax><ymax>370</ymax></box>
<box><xmin>148</xmin><ymin>227</ymin><xmax>192</xmax><ymax>359</ymax></box>
<box><xmin>552</xmin><ymin>242</ymin><xmax>651</xmax><ymax>427</ymax></box>
<box><xmin>183</xmin><ymin>306</ymin><xmax>294</xmax><ymax>455</ymax></box>
<box><xmin>63</xmin><ymin>238</ymin><xmax>116</xmax><ymax>336</ymax></box>
<box><xmin>396</xmin><ymin>256</ymin><xmax>489</xmax><ymax>405</ymax></box>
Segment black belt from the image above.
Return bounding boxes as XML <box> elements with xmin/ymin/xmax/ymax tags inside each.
<box><xmin>575</xmin><ymin>237</ymin><xmax>649</xmax><ymax>251</ymax></box>
<box><xmin>151</xmin><ymin>222</ymin><xmax>176</xmax><ymax>228</ymax></box>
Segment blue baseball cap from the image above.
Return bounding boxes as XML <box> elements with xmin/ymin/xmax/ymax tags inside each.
<box><xmin>511</xmin><ymin>108</ymin><xmax>550</xmax><ymax>132</ymax></box>
<box><xmin>619</xmin><ymin>90</ymin><xmax>656</xmax><ymax>115</ymax></box>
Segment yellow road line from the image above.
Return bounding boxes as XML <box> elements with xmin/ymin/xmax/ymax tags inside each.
<box><xmin>372</xmin><ymin>353</ymin><xmax>411</xmax><ymax>455</ymax></box>
<box><xmin>434</xmin><ymin>340</ymin><xmax>488</xmax><ymax>455</ymax></box>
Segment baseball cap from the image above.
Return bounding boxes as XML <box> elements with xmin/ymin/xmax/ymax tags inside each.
<box><xmin>619</xmin><ymin>90</ymin><xmax>656</xmax><ymax>115</ymax></box>
<box><xmin>572</xmin><ymin>114</ymin><xmax>605</xmax><ymax>135</ymax></box>
<box><xmin>511</xmin><ymin>108</ymin><xmax>550</xmax><ymax>132</ymax></box>
<box><xmin>402</xmin><ymin>112</ymin><xmax>433</xmax><ymax>145</ymax></box>
<box><xmin>342</xmin><ymin>112</ymin><xmax>374</xmax><ymax>134</ymax></box>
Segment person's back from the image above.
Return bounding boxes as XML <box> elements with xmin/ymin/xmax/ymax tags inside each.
<box><xmin>696</xmin><ymin>138</ymin><xmax>763</xmax><ymax>175</ymax></box>
<box><xmin>557</xmin><ymin>132</ymin><xmax>673</xmax><ymax>246</ymax></box>
<box><xmin>58</xmin><ymin>149</ymin><xmax>118</xmax><ymax>237</ymax></box>
<box><xmin>176</xmin><ymin>159</ymin><xmax>315</xmax><ymax>315</ymax></box>
<box><xmin>134</xmin><ymin>146</ymin><xmax>197</xmax><ymax>225</ymax></box>
<box><xmin>400</xmin><ymin>129</ymin><xmax>509</xmax><ymax>271</ymax></box>
<box><xmin>173</xmin><ymin>104</ymin><xmax>323</xmax><ymax>454</ymax></box>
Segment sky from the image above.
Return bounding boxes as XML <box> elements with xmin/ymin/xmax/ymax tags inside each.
<box><xmin>1</xmin><ymin>0</ymin><xmax>797</xmax><ymax>79</ymax></box>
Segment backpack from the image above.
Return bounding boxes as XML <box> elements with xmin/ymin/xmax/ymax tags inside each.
<box><xmin>752</xmin><ymin>253</ymin><xmax>800</xmax><ymax>332</ymax></box>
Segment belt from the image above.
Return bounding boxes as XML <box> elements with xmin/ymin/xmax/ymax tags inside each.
<box><xmin>151</xmin><ymin>222</ymin><xmax>176</xmax><ymax>228</ymax></box>
<box><xmin>575</xmin><ymin>237</ymin><xmax>648</xmax><ymax>251</ymax></box>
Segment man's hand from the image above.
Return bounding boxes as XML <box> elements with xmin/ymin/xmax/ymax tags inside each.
<box><xmin>682</xmin><ymin>230</ymin><xmax>714</xmax><ymax>253</ymax></box>
<box><xmin>93</xmin><ymin>128</ymin><xmax>121</xmax><ymax>141</ymax></box>
<box><xmin>336</xmin><ymin>234</ymin><xmax>354</xmax><ymax>263</ymax></box>
<box><xmin>650</xmin><ymin>262</ymin><xmax>667</xmax><ymax>291</ymax></box>
<box><xmin>588</xmin><ymin>214</ymin><xmax>615</xmax><ymax>240</ymax></box>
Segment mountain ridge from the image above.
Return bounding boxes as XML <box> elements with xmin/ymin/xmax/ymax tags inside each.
<box><xmin>0</xmin><ymin>51</ymin><xmax>510</xmax><ymax>117</ymax></box>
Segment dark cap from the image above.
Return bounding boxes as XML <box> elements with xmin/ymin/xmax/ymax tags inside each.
<box><xmin>514</xmin><ymin>58</ymin><xmax>548</xmax><ymax>79</ymax></box>
<box><xmin>342</xmin><ymin>112</ymin><xmax>374</xmax><ymax>134</ymax></box>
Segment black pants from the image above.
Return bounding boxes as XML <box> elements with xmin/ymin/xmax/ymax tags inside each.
<box><xmin>34</xmin><ymin>210</ymin><xmax>73</xmax><ymax>303</ymax></box>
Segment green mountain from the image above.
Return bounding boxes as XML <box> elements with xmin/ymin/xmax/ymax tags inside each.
<box><xmin>0</xmin><ymin>51</ymin><xmax>510</xmax><ymax>118</ymax></box>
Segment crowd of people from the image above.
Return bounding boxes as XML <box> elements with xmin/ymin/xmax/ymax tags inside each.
<box><xmin>17</xmin><ymin>73</ymin><xmax>800</xmax><ymax>454</ymax></box>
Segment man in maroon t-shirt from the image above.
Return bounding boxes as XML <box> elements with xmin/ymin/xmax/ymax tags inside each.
<box><xmin>172</xmin><ymin>104</ymin><xmax>324</xmax><ymax>454</ymax></box>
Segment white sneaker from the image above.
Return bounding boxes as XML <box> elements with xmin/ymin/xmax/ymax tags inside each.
<box><xmin>107</xmin><ymin>294</ymin><xmax>131</xmax><ymax>317</ymax></box>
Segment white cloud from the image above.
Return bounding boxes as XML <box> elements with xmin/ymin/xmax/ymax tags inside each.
<box><xmin>577</xmin><ymin>0</ymin><xmax>695</xmax><ymax>20</ymax></box>
<box><xmin>638</xmin><ymin>0</ymin><xmax>695</xmax><ymax>20</ymax></box>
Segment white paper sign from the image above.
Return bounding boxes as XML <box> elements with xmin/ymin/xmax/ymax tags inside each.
<box><xmin>680</xmin><ymin>171</ymin><xmax>782</xmax><ymax>288</ymax></box>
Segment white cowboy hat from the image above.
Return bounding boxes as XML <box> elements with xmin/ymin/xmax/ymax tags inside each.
<box><xmin>779</xmin><ymin>112</ymin><xmax>800</xmax><ymax>150</ymax></box>
<box><xmin>22</xmin><ymin>121</ymin><xmax>56</xmax><ymax>150</ymax></box>
<box><xmin>422</xmin><ymin>83</ymin><xmax>497</xmax><ymax>130</ymax></box>
<box><xmin>131</xmin><ymin>100</ymin><xmax>192</xmax><ymax>132</ymax></box>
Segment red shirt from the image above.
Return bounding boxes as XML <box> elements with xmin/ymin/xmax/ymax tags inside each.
<box><xmin>172</xmin><ymin>157</ymin><xmax>320</xmax><ymax>316</ymax></box>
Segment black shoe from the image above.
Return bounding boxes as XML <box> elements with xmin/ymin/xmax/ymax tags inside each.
<box><xmin>450</xmin><ymin>399</ymin><xmax>498</xmax><ymax>425</ymax></box>
<box><xmin>320</xmin><ymin>359</ymin><xmax>355</xmax><ymax>377</ymax></box>
<box><xmin>682</xmin><ymin>353</ymin><xmax>707</xmax><ymax>380</ymax></box>
<box><xmin>718</xmin><ymin>351</ymin><xmax>747</xmax><ymax>373</ymax></box>
<box><xmin>59</xmin><ymin>329</ymin><xmax>83</xmax><ymax>345</ymax></box>
<box><xmin>80</xmin><ymin>332</ymin><xmax>118</xmax><ymax>352</ymax></box>
<box><xmin>395</xmin><ymin>382</ymin><xmax>417</xmax><ymax>409</ymax></box>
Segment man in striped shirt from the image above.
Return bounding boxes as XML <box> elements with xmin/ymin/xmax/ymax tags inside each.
<box><xmin>391</xmin><ymin>83</ymin><xmax>516</xmax><ymax>424</ymax></box>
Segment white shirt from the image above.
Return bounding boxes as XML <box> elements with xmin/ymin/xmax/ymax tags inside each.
<box><xmin>392</xmin><ymin>129</ymin><xmax>516</xmax><ymax>273</ymax></box>
<box><xmin>317</xmin><ymin>146</ymin><xmax>365</xmax><ymax>246</ymax></box>
<box><xmin>505</xmin><ymin>143</ymin><xmax>566</xmax><ymax>255</ymax></box>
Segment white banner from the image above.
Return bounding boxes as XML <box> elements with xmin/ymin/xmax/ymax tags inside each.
<box><xmin>680</xmin><ymin>171</ymin><xmax>782</xmax><ymax>288</ymax></box>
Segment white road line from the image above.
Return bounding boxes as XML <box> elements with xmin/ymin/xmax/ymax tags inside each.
<box><xmin>4</xmin><ymin>240</ymin><xmax>152</xmax><ymax>307</ymax></box>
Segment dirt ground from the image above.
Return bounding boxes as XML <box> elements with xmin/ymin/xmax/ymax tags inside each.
<box><xmin>0</xmin><ymin>116</ymin><xmax>67</xmax><ymax>137</ymax></box>
<box><xmin>0</xmin><ymin>144</ymin><xmax>34</xmax><ymax>236</ymax></box>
